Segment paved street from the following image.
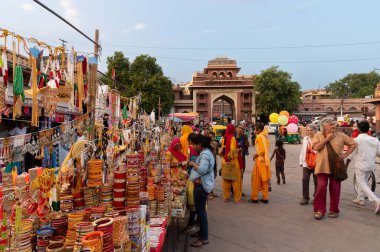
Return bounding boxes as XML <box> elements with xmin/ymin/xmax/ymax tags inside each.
<box><xmin>168</xmin><ymin>135</ymin><xmax>380</xmax><ymax>252</ymax></box>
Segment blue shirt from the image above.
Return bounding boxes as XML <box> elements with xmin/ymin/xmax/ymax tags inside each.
<box><xmin>189</xmin><ymin>148</ymin><xmax>215</xmax><ymax>193</ymax></box>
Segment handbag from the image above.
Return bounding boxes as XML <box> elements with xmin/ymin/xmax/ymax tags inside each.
<box><xmin>306</xmin><ymin>142</ymin><xmax>316</xmax><ymax>169</ymax></box>
<box><xmin>325</xmin><ymin>142</ymin><xmax>348</xmax><ymax>182</ymax></box>
<box><xmin>221</xmin><ymin>161</ymin><xmax>236</xmax><ymax>181</ymax></box>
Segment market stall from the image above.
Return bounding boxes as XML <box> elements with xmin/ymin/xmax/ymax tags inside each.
<box><xmin>0</xmin><ymin>28</ymin><xmax>188</xmax><ymax>252</ymax></box>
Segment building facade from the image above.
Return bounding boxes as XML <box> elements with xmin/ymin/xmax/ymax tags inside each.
<box><xmin>173</xmin><ymin>57</ymin><xmax>255</xmax><ymax>123</ymax></box>
<box><xmin>296</xmin><ymin>89</ymin><xmax>376</xmax><ymax>121</ymax></box>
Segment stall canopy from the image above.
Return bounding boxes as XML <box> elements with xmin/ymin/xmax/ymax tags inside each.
<box><xmin>169</xmin><ymin>112</ymin><xmax>198</xmax><ymax>122</ymax></box>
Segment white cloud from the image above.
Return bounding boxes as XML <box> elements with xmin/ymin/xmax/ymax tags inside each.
<box><xmin>291</xmin><ymin>1</ymin><xmax>318</xmax><ymax>13</ymax></box>
<box><xmin>20</xmin><ymin>3</ymin><xmax>34</xmax><ymax>11</ymax></box>
<box><xmin>134</xmin><ymin>23</ymin><xmax>146</xmax><ymax>31</ymax></box>
<box><xmin>59</xmin><ymin>0</ymin><xmax>80</xmax><ymax>25</ymax></box>
<box><xmin>204</xmin><ymin>28</ymin><xmax>220</xmax><ymax>34</ymax></box>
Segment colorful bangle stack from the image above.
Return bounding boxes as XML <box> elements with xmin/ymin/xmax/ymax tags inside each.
<box><xmin>48</xmin><ymin>236</ymin><xmax>65</xmax><ymax>245</ymax></box>
<box><xmin>87</xmin><ymin>159</ymin><xmax>103</xmax><ymax>187</ymax></box>
<box><xmin>10</xmin><ymin>219</ymin><xmax>33</xmax><ymax>252</ymax></box>
<box><xmin>73</xmin><ymin>221</ymin><xmax>95</xmax><ymax>251</ymax></box>
<box><xmin>127</xmin><ymin>160</ymin><xmax>140</xmax><ymax>207</ymax></box>
<box><xmin>99</xmin><ymin>184</ymin><xmax>113</xmax><ymax>208</ymax></box>
<box><xmin>50</xmin><ymin>213</ymin><xmax>68</xmax><ymax>237</ymax></box>
<box><xmin>150</xmin><ymin>200</ymin><xmax>157</xmax><ymax>217</ymax></box>
<box><xmin>139</xmin><ymin>166</ymin><xmax>147</xmax><ymax>192</ymax></box>
<box><xmin>113</xmin><ymin>169</ymin><xmax>126</xmax><ymax>209</ymax></box>
<box><xmin>126</xmin><ymin>154</ymin><xmax>139</xmax><ymax>166</ymax></box>
<box><xmin>46</xmin><ymin>242</ymin><xmax>65</xmax><ymax>252</ymax></box>
<box><xmin>36</xmin><ymin>226</ymin><xmax>54</xmax><ymax>251</ymax></box>
<box><xmin>81</xmin><ymin>231</ymin><xmax>103</xmax><ymax>252</ymax></box>
<box><xmin>90</xmin><ymin>206</ymin><xmax>106</xmax><ymax>221</ymax></box>
<box><xmin>83</xmin><ymin>187</ymin><xmax>99</xmax><ymax>208</ymax></box>
<box><xmin>93</xmin><ymin>217</ymin><xmax>114</xmax><ymax>252</ymax></box>
<box><xmin>73</xmin><ymin>191</ymin><xmax>85</xmax><ymax>210</ymax></box>
<box><xmin>64</xmin><ymin>212</ymin><xmax>85</xmax><ymax>251</ymax></box>
<box><xmin>60</xmin><ymin>195</ymin><xmax>73</xmax><ymax>212</ymax></box>
<box><xmin>112</xmin><ymin>216</ymin><xmax>129</xmax><ymax>247</ymax></box>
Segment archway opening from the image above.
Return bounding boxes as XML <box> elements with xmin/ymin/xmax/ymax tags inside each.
<box><xmin>212</xmin><ymin>95</ymin><xmax>235</xmax><ymax>125</ymax></box>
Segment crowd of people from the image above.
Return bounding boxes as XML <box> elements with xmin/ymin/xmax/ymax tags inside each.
<box><xmin>165</xmin><ymin>117</ymin><xmax>380</xmax><ymax>248</ymax></box>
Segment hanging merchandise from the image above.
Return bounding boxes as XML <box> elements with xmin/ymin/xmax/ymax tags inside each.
<box><xmin>76</xmin><ymin>60</ymin><xmax>84</xmax><ymax>112</ymax></box>
<box><xmin>30</xmin><ymin>50</ymin><xmax>39</xmax><ymax>127</ymax></box>
<box><xmin>1</xmin><ymin>51</ymin><xmax>8</xmax><ymax>86</ymax></box>
<box><xmin>12</xmin><ymin>65</ymin><xmax>25</xmax><ymax>119</ymax></box>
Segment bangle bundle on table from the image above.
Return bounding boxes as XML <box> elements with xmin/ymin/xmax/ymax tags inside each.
<box><xmin>73</xmin><ymin>221</ymin><xmax>94</xmax><ymax>251</ymax></box>
<box><xmin>36</xmin><ymin>226</ymin><xmax>54</xmax><ymax>251</ymax></box>
<box><xmin>113</xmin><ymin>165</ymin><xmax>126</xmax><ymax>209</ymax></box>
<box><xmin>93</xmin><ymin>217</ymin><xmax>114</xmax><ymax>252</ymax></box>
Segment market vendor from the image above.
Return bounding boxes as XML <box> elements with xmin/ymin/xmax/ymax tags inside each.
<box><xmin>166</xmin><ymin>137</ymin><xmax>187</xmax><ymax>168</ymax></box>
<box><xmin>180</xmin><ymin>125</ymin><xmax>193</xmax><ymax>159</ymax></box>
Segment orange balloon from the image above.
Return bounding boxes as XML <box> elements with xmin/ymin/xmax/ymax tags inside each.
<box><xmin>279</xmin><ymin>111</ymin><xmax>289</xmax><ymax>118</ymax></box>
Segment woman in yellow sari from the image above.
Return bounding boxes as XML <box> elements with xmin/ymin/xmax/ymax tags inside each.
<box><xmin>180</xmin><ymin>125</ymin><xmax>193</xmax><ymax>159</ymax></box>
<box><xmin>249</xmin><ymin>123</ymin><xmax>271</xmax><ymax>203</ymax></box>
<box><xmin>221</xmin><ymin>124</ymin><xmax>242</xmax><ymax>204</ymax></box>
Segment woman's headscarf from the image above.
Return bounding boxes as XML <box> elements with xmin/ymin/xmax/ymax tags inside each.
<box><xmin>224</xmin><ymin>124</ymin><xmax>235</xmax><ymax>161</ymax></box>
<box><xmin>180</xmin><ymin>125</ymin><xmax>193</xmax><ymax>159</ymax></box>
<box><xmin>168</xmin><ymin>137</ymin><xmax>187</xmax><ymax>162</ymax></box>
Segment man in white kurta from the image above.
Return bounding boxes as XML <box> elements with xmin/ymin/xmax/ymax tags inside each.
<box><xmin>348</xmin><ymin>121</ymin><xmax>380</xmax><ymax>214</ymax></box>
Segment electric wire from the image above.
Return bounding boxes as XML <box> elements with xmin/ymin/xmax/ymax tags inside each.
<box><xmin>32</xmin><ymin>0</ymin><xmax>101</xmax><ymax>49</ymax></box>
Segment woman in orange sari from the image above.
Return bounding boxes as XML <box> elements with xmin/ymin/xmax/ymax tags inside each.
<box><xmin>180</xmin><ymin>125</ymin><xmax>193</xmax><ymax>159</ymax></box>
<box><xmin>249</xmin><ymin>123</ymin><xmax>271</xmax><ymax>203</ymax></box>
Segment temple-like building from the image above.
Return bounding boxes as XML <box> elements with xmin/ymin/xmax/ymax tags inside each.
<box><xmin>173</xmin><ymin>57</ymin><xmax>255</xmax><ymax>123</ymax></box>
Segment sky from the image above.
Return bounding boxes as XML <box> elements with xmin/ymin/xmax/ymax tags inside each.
<box><xmin>2</xmin><ymin>0</ymin><xmax>380</xmax><ymax>90</ymax></box>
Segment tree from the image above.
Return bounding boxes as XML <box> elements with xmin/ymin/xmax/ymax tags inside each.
<box><xmin>254</xmin><ymin>66</ymin><xmax>302</xmax><ymax>118</ymax></box>
<box><xmin>103</xmin><ymin>53</ymin><xmax>174</xmax><ymax>115</ymax></box>
<box><xmin>140</xmin><ymin>75</ymin><xmax>174</xmax><ymax>115</ymax></box>
<box><xmin>129</xmin><ymin>55</ymin><xmax>173</xmax><ymax>115</ymax></box>
<box><xmin>100</xmin><ymin>51</ymin><xmax>131</xmax><ymax>93</ymax></box>
<box><xmin>325</xmin><ymin>71</ymin><xmax>380</xmax><ymax>98</ymax></box>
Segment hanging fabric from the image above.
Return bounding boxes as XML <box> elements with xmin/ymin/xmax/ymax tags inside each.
<box><xmin>13</xmin><ymin>65</ymin><xmax>25</xmax><ymax>119</ymax></box>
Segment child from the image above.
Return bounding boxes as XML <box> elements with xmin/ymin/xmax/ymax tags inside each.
<box><xmin>208</xmin><ymin>131</ymin><xmax>220</xmax><ymax>199</ymax></box>
<box><xmin>270</xmin><ymin>140</ymin><xmax>286</xmax><ymax>185</ymax></box>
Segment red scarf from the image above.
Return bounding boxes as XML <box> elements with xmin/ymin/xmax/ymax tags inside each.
<box><xmin>224</xmin><ymin>124</ymin><xmax>235</xmax><ymax>162</ymax></box>
<box><xmin>169</xmin><ymin>137</ymin><xmax>187</xmax><ymax>162</ymax></box>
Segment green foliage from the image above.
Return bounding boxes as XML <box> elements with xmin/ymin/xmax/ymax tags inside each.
<box><xmin>254</xmin><ymin>66</ymin><xmax>302</xmax><ymax>115</ymax></box>
<box><xmin>325</xmin><ymin>71</ymin><xmax>380</xmax><ymax>98</ymax></box>
<box><xmin>103</xmin><ymin>52</ymin><xmax>174</xmax><ymax>115</ymax></box>
<box><xmin>100</xmin><ymin>51</ymin><xmax>131</xmax><ymax>93</ymax></box>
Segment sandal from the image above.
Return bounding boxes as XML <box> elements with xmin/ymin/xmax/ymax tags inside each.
<box><xmin>190</xmin><ymin>232</ymin><xmax>200</xmax><ymax>238</ymax></box>
<box><xmin>235</xmin><ymin>200</ymin><xmax>243</xmax><ymax>204</ymax></box>
<box><xmin>224</xmin><ymin>199</ymin><xmax>230</xmax><ymax>203</ymax></box>
<box><xmin>314</xmin><ymin>212</ymin><xmax>324</xmax><ymax>220</ymax></box>
<box><xmin>248</xmin><ymin>199</ymin><xmax>259</xmax><ymax>203</ymax></box>
<box><xmin>328</xmin><ymin>212</ymin><xmax>339</xmax><ymax>218</ymax></box>
<box><xmin>191</xmin><ymin>239</ymin><xmax>209</xmax><ymax>247</ymax></box>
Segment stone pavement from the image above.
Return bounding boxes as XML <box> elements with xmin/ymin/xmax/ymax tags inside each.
<box><xmin>164</xmin><ymin>135</ymin><xmax>380</xmax><ymax>252</ymax></box>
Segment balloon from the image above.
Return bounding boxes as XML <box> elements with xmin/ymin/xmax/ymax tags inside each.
<box><xmin>287</xmin><ymin>123</ymin><xmax>298</xmax><ymax>133</ymax></box>
<box><xmin>279</xmin><ymin>111</ymin><xmax>289</xmax><ymax>118</ymax></box>
<box><xmin>278</xmin><ymin>115</ymin><xmax>288</xmax><ymax>126</ymax></box>
<box><xmin>288</xmin><ymin>115</ymin><xmax>299</xmax><ymax>125</ymax></box>
<box><xmin>269</xmin><ymin>113</ymin><xmax>279</xmax><ymax>123</ymax></box>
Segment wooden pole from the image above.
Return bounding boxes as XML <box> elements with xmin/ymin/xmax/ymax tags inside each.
<box><xmin>89</xmin><ymin>29</ymin><xmax>99</xmax><ymax>140</ymax></box>
<box><xmin>158</xmin><ymin>96</ymin><xmax>161</xmax><ymax>123</ymax></box>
